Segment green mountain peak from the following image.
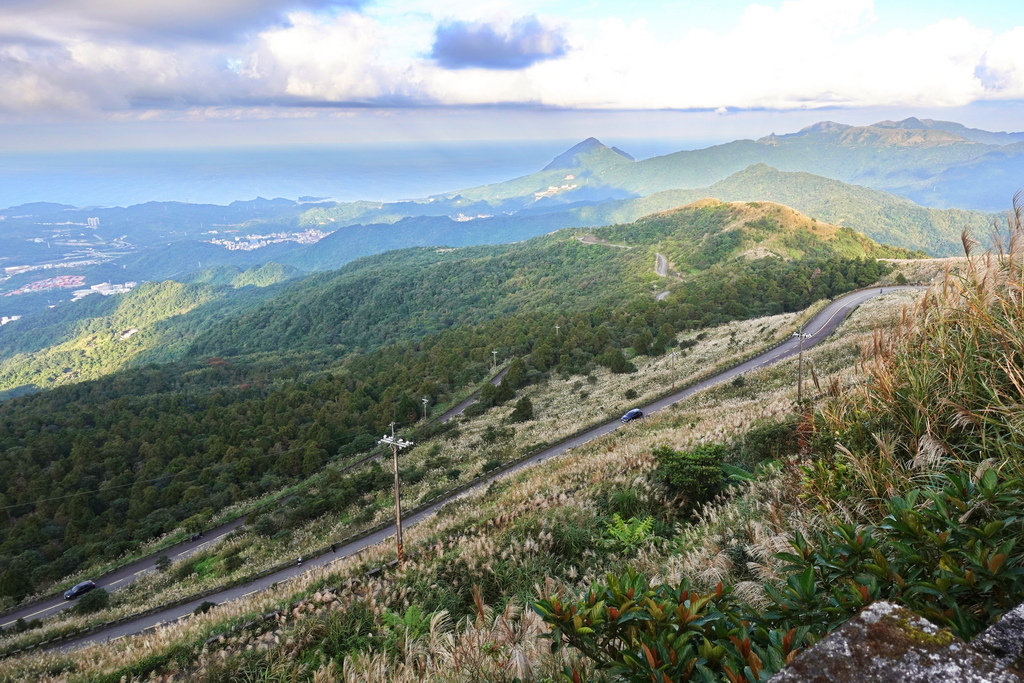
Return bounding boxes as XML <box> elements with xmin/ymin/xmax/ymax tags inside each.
<box><xmin>542</xmin><ymin>137</ymin><xmax>635</xmax><ymax>171</ymax></box>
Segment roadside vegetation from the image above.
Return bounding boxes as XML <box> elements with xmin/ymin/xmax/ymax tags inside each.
<box><xmin>0</xmin><ymin>296</ymin><xmax>841</xmax><ymax>655</ymax></box>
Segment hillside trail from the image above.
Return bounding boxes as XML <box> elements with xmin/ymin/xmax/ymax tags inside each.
<box><xmin>655</xmin><ymin>252</ymin><xmax>671</xmax><ymax>299</ymax></box>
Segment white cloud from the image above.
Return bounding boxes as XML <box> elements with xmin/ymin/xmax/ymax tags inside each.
<box><xmin>240</xmin><ymin>11</ymin><xmax>393</xmax><ymax>101</ymax></box>
<box><xmin>0</xmin><ymin>0</ymin><xmax>1022</xmax><ymax>118</ymax></box>
<box><xmin>976</xmin><ymin>26</ymin><xmax>1024</xmax><ymax>96</ymax></box>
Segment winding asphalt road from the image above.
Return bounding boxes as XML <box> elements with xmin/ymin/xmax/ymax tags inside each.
<box><xmin>0</xmin><ymin>519</ymin><xmax>247</xmax><ymax>630</ymax></box>
<box><xmin>436</xmin><ymin>366</ymin><xmax>510</xmax><ymax>423</ymax></box>
<box><xmin>48</xmin><ymin>286</ymin><xmax>919</xmax><ymax>652</ymax></box>
<box><xmin>655</xmin><ymin>252</ymin><xmax>671</xmax><ymax>300</ymax></box>
<box><xmin>655</xmin><ymin>252</ymin><xmax>669</xmax><ymax>277</ymax></box>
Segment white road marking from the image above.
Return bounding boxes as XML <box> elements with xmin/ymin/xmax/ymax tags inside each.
<box><xmin>1</xmin><ymin>602</ymin><xmax>63</xmax><ymax>626</ymax></box>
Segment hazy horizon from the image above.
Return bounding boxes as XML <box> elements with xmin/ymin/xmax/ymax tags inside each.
<box><xmin>0</xmin><ymin>136</ymin><xmax>742</xmax><ymax>208</ymax></box>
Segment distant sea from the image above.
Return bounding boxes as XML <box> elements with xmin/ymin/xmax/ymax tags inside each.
<box><xmin>0</xmin><ymin>139</ymin><xmax>702</xmax><ymax>209</ymax></box>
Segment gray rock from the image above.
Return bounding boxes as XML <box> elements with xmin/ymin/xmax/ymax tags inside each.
<box><xmin>973</xmin><ymin>603</ymin><xmax>1024</xmax><ymax>671</ymax></box>
<box><xmin>769</xmin><ymin>602</ymin><xmax>1023</xmax><ymax>683</ymax></box>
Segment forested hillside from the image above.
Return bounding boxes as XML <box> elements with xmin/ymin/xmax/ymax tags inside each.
<box><xmin>193</xmin><ymin>200</ymin><xmax>915</xmax><ymax>357</ymax></box>
<box><xmin>0</xmin><ymin>201</ymin><xmax>903</xmax><ymax>598</ymax></box>
<box><xmin>0</xmin><ymin>264</ymin><xmax>299</xmax><ymax>394</ymax></box>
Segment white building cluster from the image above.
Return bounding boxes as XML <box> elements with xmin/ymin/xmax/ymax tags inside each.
<box><xmin>71</xmin><ymin>281</ymin><xmax>137</xmax><ymax>301</ymax></box>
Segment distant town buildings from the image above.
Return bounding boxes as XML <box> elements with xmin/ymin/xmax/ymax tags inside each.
<box><xmin>87</xmin><ymin>217</ymin><xmax>100</xmax><ymax>228</ymax></box>
<box><xmin>0</xmin><ymin>315</ymin><xmax>21</xmax><ymax>325</ymax></box>
<box><xmin>203</xmin><ymin>228</ymin><xmax>327</xmax><ymax>251</ymax></box>
<box><xmin>3</xmin><ymin>275</ymin><xmax>86</xmax><ymax>296</ymax></box>
<box><xmin>71</xmin><ymin>281</ymin><xmax>137</xmax><ymax>301</ymax></box>
<box><xmin>534</xmin><ymin>183</ymin><xmax>579</xmax><ymax>200</ymax></box>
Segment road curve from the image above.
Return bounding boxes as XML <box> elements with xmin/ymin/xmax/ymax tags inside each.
<box><xmin>436</xmin><ymin>366</ymin><xmax>509</xmax><ymax>423</ymax></box>
<box><xmin>55</xmin><ymin>286</ymin><xmax>920</xmax><ymax>651</ymax></box>
<box><xmin>655</xmin><ymin>252</ymin><xmax>669</xmax><ymax>277</ymax></box>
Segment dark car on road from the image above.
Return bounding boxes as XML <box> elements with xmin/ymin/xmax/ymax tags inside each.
<box><xmin>64</xmin><ymin>580</ymin><xmax>97</xmax><ymax>600</ymax></box>
<box><xmin>621</xmin><ymin>408</ymin><xmax>643</xmax><ymax>423</ymax></box>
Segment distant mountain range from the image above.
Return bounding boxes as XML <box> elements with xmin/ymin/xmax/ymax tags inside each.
<box><xmin>445</xmin><ymin>117</ymin><xmax>1024</xmax><ymax>212</ymax></box>
<box><xmin>1</xmin><ymin>116</ymin><xmax>1020</xmax><ymax>319</ymax></box>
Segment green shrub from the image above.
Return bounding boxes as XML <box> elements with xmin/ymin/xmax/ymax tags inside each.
<box><xmin>728</xmin><ymin>418</ymin><xmax>799</xmax><ymax>468</ymax></box>
<box><xmin>604</xmin><ymin>487</ymin><xmax>645</xmax><ymax>520</ymax></box>
<box><xmin>0</xmin><ymin>569</ymin><xmax>34</xmax><ymax>601</ymax></box>
<box><xmin>74</xmin><ymin>587</ymin><xmax>110</xmax><ymax>614</ymax></box>
<box><xmin>194</xmin><ymin>601</ymin><xmax>217</xmax><ymax>615</ymax></box>
<box><xmin>480</xmin><ymin>424</ymin><xmax>513</xmax><ymax>445</ymax></box>
<box><xmin>463</xmin><ymin>401</ymin><xmax>487</xmax><ymax>418</ymax></box>
<box><xmin>603</xmin><ymin>514</ymin><xmax>654</xmax><ymax>554</ymax></box>
<box><xmin>653</xmin><ymin>444</ymin><xmax>724</xmax><ymax>505</ymax></box>
<box><xmin>223</xmin><ymin>554</ymin><xmax>244</xmax><ymax>572</ymax></box>
<box><xmin>509</xmin><ymin>396</ymin><xmax>534</xmax><ymax>423</ymax></box>
<box><xmin>535</xmin><ymin>470</ymin><xmax>1024</xmax><ymax>682</ymax></box>
<box><xmin>480</xmin><ymin>458</ymin><xmax>503</xmax><ymax>473</ymax></box>
<box><xmin>534</xmin><ymin>570</ymin><xmax>811</xmax><ymax>683</ymax></box>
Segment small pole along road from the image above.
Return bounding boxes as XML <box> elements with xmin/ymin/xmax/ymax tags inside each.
<box><xmin>47</xmin><ymin>286</ymin><xmax>920</xmax><ymax>652</ymax></box>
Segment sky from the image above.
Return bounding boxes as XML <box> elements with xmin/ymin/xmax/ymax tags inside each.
<box><xmin>1</xmin><ymin>0</ymin><xmax>1023</xmax><ymax>151</ymax></box>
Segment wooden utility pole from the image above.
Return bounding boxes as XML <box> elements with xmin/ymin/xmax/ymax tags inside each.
<box><xmin>793</xmin><ymin>332</ymin><xmax>812</xmax><ymax>403</ymax></box>
<box><xmin>378</xmin><ymin>423</ymin><xmax>414</xmax><ymax>563</ymax></box>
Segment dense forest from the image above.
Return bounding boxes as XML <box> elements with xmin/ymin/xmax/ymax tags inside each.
<box><xmin>0</xmin><ymin>201</ymin><xmax>901</xmax><ymax>597</ymax></box>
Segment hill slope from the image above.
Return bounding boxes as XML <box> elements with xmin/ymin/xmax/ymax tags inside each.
<box><xmin>0</xmin><ymin>264</ymin><xmax>298</xmax><ymax>393</ymax></box>
<box><xmin>192</xmin><ymin>200</ymin><xmax>914</xmax><ymax>358</ymax></box>
<box><xmin>587</xmin><ymin>164</ymin><xmax>991</xmax><ymax>256</ymax></box>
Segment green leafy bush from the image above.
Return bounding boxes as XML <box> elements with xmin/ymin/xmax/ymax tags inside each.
<box><xmin>534</xmin><ymin>570</ymin><xmax>812</xmax><ymax>683</ymax></box>
<box><xmin>509</xmin><ymin>396</ymin><xmax>534</xmax><ymax>423</ymax></box>
<box><xmin>536</xmin><ymin>470</ymin><xmax>1024</xmax><ymax>681</ymax></box>
<box><xmin>653</xmin><ymin>444</ymin><xmax>725</xmax><ymax>505</ymax></box>
<box><xmin>194</xmin><ymin>601</ymin><xmax>217</xmax><ymax>615</ymax></box>
<box><xmin>603</xmin><ymin>514</ymin><xmax>654</xmax><ymax>554</ymax></box>
<box><xmin>74</xmin><ymin>587</ymin><xmax>110</xmax><ymax>614</ymax></box>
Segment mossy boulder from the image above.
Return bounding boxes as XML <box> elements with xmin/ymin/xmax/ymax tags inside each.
<box><xmin>770</xmin><ymin>601</ymin><xmax>1023</xmax><ymax>683</ymax></box>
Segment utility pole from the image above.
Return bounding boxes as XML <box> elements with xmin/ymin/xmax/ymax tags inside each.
<box><xmin>378</xmin><ymin>423</ymin><xmax>414</xmax><ymax>563</ymax></box>
<box><xmin>555</xmin><ymin>324</ymin><xmax>560</xmax><ymax>337</ymax></box>
<box><xmin>792</xmin><ymin>332</ymin><xmax>812</xmax><ymax>403</ymax></box>
<box><xmin>491</xmin><ymin>350</ymin><xmax>497</xmax><ymax>373</ymax></box>
<box><xmin>421</xmin><ymin>397</ymin><xmax>429</xmax><ymax>421</ymax></box>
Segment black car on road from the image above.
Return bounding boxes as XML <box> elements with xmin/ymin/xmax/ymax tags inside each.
<box><xmin>64</xmin><ymin>580</ymin><xmax>97</xmax><ymax>600</ymax></box>
<box><xmin>621</xmin><ymin>408</ymin><xmax>643</xmax><ymax>423</ymax></box>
